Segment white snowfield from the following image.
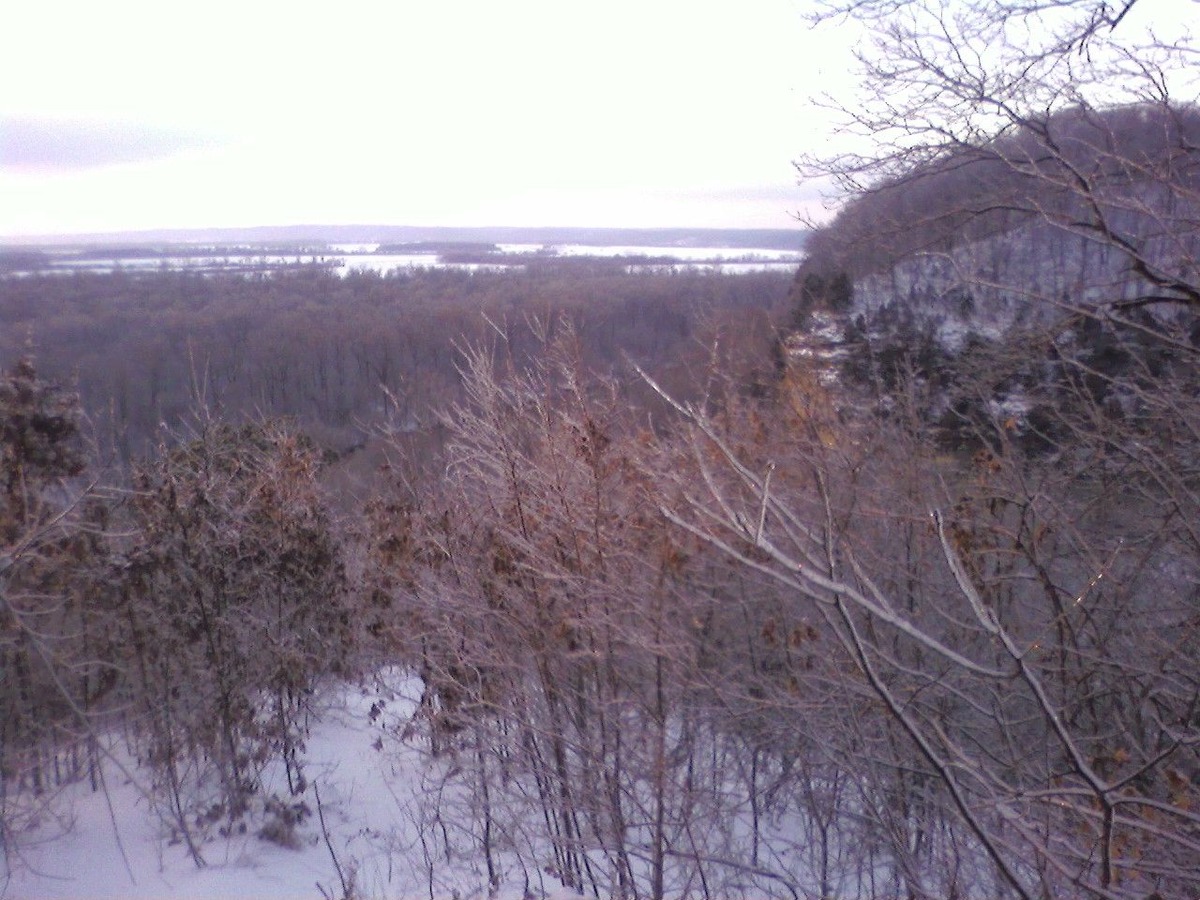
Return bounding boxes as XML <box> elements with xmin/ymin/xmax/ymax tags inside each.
<box><xmin>4</xmin><ymin>674</ymin><xmax>583</xmax><ymax>900</ymax></box>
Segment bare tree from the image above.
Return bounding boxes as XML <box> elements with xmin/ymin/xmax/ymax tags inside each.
<box><xmin>367</xmin><ymin>327</ymin><xmax>880</xmax><ymax>898</ymax></box>
<box><xmin>119</xmin><ymin>418</ymin><xmax>351</xmax><ymax>862</ymax></box>
<box><xmin>622</xmin><ymin>6</ymin><xmax>1200</xmax><ymax>894</ymax></box>
<box><xmin>0</xmin><ymin>356</ymin><xmax>122</xmax><ymax>864</ymax></box>
<box><xmin>642</xmin><ymin>343</ymin><xmax>1200</xmax><ymax>897</ymax></box>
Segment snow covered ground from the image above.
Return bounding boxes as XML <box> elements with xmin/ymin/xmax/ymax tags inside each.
<box><xmin>3</xmin><ymin>674</ymin><xmax>581</xmax><ymax>900</ymax></box>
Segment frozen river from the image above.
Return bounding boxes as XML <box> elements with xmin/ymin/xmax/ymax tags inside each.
<box><xmin>9</xmin><ymin>242</ymin><xmax>803</xmax><ymax>277</ymax></box>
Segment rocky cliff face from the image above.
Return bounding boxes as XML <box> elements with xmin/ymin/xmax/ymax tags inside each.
<box><xmin>795</xmin><ymin>104</ymin><xmax>1200</xmax><ymax>374</ymax></box>
<box><xmin>785</xmin><ymin>177</ymin><xmax>1200</xmax><ymax>448</ymax></box>
<box><xmin>851</xmin><ymin>189</ymin><xmax>1199</xmax><ymax>343</ymax></box>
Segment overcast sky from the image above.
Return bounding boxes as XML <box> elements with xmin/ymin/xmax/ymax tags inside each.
<box><xmin>0</xmin><ymin>0</ymin><xmax>858</xmax><ymax>238</ymax></box>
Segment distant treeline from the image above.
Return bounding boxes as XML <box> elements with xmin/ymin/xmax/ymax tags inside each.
<box><xmin>375</xmin><ymin>241</ymin><xmax>499</xmax><ymax>255</ymax></box>
<box><xmin>7</xmin><ymin>224</ymin><xmax>810</xmax><ymax>251</ymax></box>
<box><xmin>0</xmin><ymin>249</ymin><xmax>52</xmax><ymax>272</ymax></box>
<box><xmin>0</xmin><ymin>266</ymin><xmax>791</xmax><ymax>462</ymax></box>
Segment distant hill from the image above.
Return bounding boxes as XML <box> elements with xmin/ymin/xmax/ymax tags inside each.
<box><xmin>782</xmin><ymin>102</ymin><xmax>1200</xmax><ymax>449</ymax></box>
<box><xmin>794</xmin><ymin>103</ymin><xmax>1200</xmax><ymax>333</ymax></box>
<box><xmin>4</xmin><ymin>224</ymin><xmax>809</xmax><ymax>251</ymax></box>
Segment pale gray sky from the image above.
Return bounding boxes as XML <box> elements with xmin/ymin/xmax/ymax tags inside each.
<box><xmin>0</xmin><ymin>0</ymin><xmax>854</xmax><ymax>237</ymax></box>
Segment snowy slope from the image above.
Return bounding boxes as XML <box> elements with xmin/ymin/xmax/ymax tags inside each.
<box><xmin>4</xmin><ymin>674</ymin><xmax>580</xmax><ymax>900</ymax></box>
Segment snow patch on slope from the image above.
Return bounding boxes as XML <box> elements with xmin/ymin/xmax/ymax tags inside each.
<box><xmin>3</xmin><ymin>675</ymin><xmax>580</xmax><ymax>900</ymax></box>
